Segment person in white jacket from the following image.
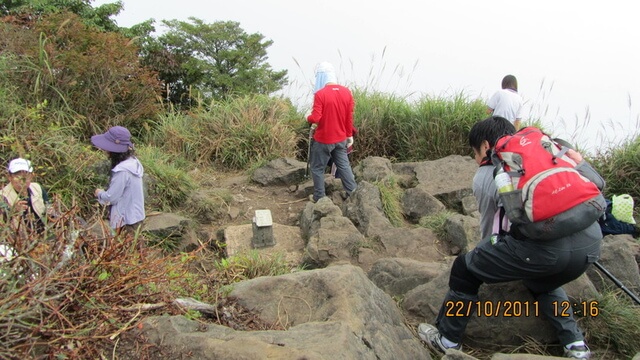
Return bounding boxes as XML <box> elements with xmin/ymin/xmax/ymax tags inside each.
<box><xmin>91</xmin><ymin>126</ymin><xmax>145</xmax><ymax>235</ymax></box>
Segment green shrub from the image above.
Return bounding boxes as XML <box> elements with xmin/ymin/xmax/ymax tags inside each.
<box><xmin>0</xmin><ymin>13</ymin><xmax>161</xmax><ymax>140</ymax></box>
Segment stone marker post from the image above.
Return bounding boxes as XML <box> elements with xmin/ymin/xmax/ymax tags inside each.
<box><xmin>252</xmin><ymin>209</ymin><xmax>275</xmax><ymax>248</ymax></box>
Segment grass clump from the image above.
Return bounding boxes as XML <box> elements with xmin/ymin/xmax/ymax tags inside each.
<box><xmin>136</xmin><ymin>145</ymin><xmax>196</xmax><ymax>211</ymax></box>
<box><xmin>418</xmin><ymin>210</ymin><xmax>458</xmax><ymax>240</ymax></box>
<box><xmin>214</xmin><ymin>250</ymin><xmax>293</xmax><ymax>285</ymax></box>
<box><xmin>580</xmin><ymin>291</ymin><xmax>640</xmax><ymax>357</ymax></box>
<box><xmin>373</xmin><ymin>177</ymin><xmax>404</xmax><ymax>227</ymax></box>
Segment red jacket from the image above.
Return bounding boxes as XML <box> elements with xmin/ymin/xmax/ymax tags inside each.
<box><xmin>307</xmin><ymin>84</ymin><xmax>354</xmax><ymax>144</ymax></box>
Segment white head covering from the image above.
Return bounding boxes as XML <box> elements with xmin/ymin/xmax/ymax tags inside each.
<box><xmin>313</xmin><ymin>62</ymin><xmax>338</xmax><ymax>93</ymax></box>
<box><xmin>7</xmin><ymin>158</ymin><xmax>33</xmax><ymax>173</ymax></box>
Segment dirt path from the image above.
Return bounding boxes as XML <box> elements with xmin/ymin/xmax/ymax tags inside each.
<box><xmin>199</xmin><ymin>170</ymin><xmax>310</xmax><ymax>233</ymax></box>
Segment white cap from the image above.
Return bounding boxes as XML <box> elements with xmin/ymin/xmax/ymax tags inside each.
<box><xmin>7</xmin><ymin>158</ymin><xmax>33</xmax><ymax>173</ymax></box>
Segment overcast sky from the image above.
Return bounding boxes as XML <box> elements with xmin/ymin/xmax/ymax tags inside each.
<box><xmin>94</xmin><ymin>0</ymin><xmax>640</xmax><ymax>152</ymax></box>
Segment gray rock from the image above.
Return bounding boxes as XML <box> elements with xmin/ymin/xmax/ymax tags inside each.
<box><xmin>368</xmin><ymin>257</ymin><xmax>446</xmax><ymax>297</ymax></box>
<box><xmin>402</xmin><ymin>186</ymin><xmax>446</xmax><ymax>222</ymax></box>
<box><xmin>444</xmin><ymin>214</ymin><xmax>480</xmax><ymax>254</ymax></box>
<box><xmin>139</xmin><ymin>265</ymin><xmax>431</xmax><ymax>360</ymax></box>
<box><xmin>587</xmin><ymin>235</ymin><xmax>640</xmax><ymax>294</ymax></box>
<box><xmin>251</xmin><ymin>157</ymin><xmax>306</xmax><ymax>186</ymax></box>
<box><xmin>353</xmin><ymin>156</ymin><xmax>396</xmax><ymax>183</ymax></box>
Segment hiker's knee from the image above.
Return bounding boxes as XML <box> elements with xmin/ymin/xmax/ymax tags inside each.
<box><xmin>449</xmin><ymin>255</ymin><xmax>482</xmax><ymax>294</ymax></box>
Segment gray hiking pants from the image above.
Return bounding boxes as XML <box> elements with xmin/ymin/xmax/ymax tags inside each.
<box><xmin>435</xmin><ymin>221</ymin><xmax>602</xmax><ymax>346</ymax></box>
<box><xmin>309</xmin><ymin>139</ymin><xmax>357</xmax><ymax>202</ymax></box>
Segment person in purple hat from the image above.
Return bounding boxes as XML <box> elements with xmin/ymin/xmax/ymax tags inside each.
<box><xmin>91</xmin><ymin>126</ymin><xmax>145</xmax><ymax>235</ymax></box>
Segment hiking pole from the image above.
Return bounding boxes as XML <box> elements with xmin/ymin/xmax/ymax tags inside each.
<box><xmin>594</xmin><ymin>261</ymin><xmax>640</xmax><ymax>305</ymax></box>
<box><xmin>305</xmin><ymin>124</ymin><xmax>316</xmax><ymax>179</ymax></box>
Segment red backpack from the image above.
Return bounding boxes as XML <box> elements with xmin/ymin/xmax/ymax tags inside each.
<box><xmin>492</xmin><ymin>127</ymin><xmax>606</xmax><ymax>240</ymax></box>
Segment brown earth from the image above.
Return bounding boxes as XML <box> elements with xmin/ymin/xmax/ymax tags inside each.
<box><xmin>209</xmin><ymin>170</ymin><xmax>310</xmax><ymax>228</ymax></box>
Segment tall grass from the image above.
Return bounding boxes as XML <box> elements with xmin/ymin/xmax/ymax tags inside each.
<box><xmin>352</xmin><ymin>90</ymin><xmax>486</xmax><ymax>162</ymax></box>
<box><xmin>148</xmin><ymin>94</ymin><xmax>300</xmax><ymax>170</ymax></box>
<box><xmin>135</xmin><ymin>145</ymin><xmax>196</xmax><ymax>211</ymax></box>
<box><xmin>589</xmin><ymin>136</ymin><xmax>640</xmax><ymax>202</ymax></box>
<box><xmin>581</xmin><ymin>291</ymin><xmax>640</xmax><ymax>357</ymax></box>
<box><xmin>396</xmin><ymin>92</ymin><xmax>486</xmax><ymax>160</ymax></box>
<box><xmin>352</xmin><ymin>89</ymin><xmax>413</xmax><ymax>161</ymax></box>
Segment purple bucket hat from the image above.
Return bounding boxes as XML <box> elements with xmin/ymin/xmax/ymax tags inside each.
<box><xmin>91</xmin><ymin>126</ymin><xmax>132</xmax><ymax>153</ymax></box>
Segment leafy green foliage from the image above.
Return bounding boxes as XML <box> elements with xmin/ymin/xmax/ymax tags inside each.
<box><xmin>0</xmin><ymin>12</ymin><xmax>161</xmax><ymax>139</ymax></box>
<box><xmin>1</xmin><ymin>0</ymin><xmax>123</xmax><ymax>32</ymax></box>
<box><xmin>146</xmin><ymin>18</ymin><xmax>288</xmax><ymax>107</ymax></box>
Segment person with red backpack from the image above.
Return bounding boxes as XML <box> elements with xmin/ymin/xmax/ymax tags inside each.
<box><xmin>418</xmin><ymin>116</ymin><xmax>603</xmax><ymax>359</ymax></box>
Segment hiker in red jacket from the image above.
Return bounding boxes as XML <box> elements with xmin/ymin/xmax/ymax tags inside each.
<box><xmin>307</xmin><ymin>62</ymin><xmax>357</xmax><ymax>202</ymax></box>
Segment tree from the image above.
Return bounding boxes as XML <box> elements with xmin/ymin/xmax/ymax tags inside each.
<box><xmin>1</xmin><ymin>0</ymin><xmax>123</xmax><ymax>32</ymax></box>
<box><xmin>146</xmin><ymin>18</ymin><xmax>287</xmax><ymax>107</ymax></box>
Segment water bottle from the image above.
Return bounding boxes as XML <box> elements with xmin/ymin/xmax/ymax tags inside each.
<box><xmin>495</xmin><ymin>167</ymin><xmax>514</xmax><ymax>193</ymax></box>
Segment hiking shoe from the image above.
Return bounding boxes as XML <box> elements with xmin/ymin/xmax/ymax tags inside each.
<box><xmin>417</xmin><ymin>323</ymin><xmax>461</xmax><ymax>353</ymax></box>
<box><xmin>563</xmin><ymin>344</ymin><xmax>591</xmax><ymax>359</ymax></box>
<box><xmin>308</xmin><ymin>194</ymin><xmax>316</xmax><ymax>203</ymax></box>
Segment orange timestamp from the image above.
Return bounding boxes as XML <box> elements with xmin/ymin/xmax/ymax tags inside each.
<box><xmin>444</xmin><ymin>300</ymin><xmax>540</xmax><ymax>318</ymax></box>
<box><xmin>552</xmin><ymin>301</ymin><xmax>599</xmax><ymax>317</ymax></box>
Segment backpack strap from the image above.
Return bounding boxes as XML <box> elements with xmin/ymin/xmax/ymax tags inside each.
<box><xmin>498</xmin><ymin>206</ymin><xmax>507</xmax><ymax>236</ymax></box>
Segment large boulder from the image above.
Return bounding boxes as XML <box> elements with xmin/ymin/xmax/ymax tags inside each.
<box><xmin>342</xmin><ymin>181</ymin><xmax>392</xmax><ymax>236</ymax></box>
<box><xmin>300</xmin><ymin>197</ymin><xmax>365</xmax><ymax>268</ymax></box>
<box><xmin>353</xmin><ymin>156</ymin><xmax>396</xmax><ymax>183</ymax></box>
<box><xmin>138</xmin><ymin>265</ymin><xmax>431</xmax><ymax>360</ymax></box>
<box><xmin>586</xmin><ymin>234</ymin><xmax>640</xmax><ymax>294</ymax></box>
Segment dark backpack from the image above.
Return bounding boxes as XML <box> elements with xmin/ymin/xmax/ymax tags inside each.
<box><xmin>492</xmin><ymin>127</ymin><xmax>606</xmax><ymax>240</ymax></box>
<box><xmin>599</xmin><ymin>200</ymin><xmax>638</xmax><ymax>236</ymax></box>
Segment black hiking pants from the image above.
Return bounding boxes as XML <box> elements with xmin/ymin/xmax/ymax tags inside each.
<box><xmin>435</xmin><ymin>221</ymin><xmax>602</xmax><ymax>346</ymax></box>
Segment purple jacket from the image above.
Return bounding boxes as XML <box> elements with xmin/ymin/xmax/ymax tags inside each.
<box><xmin>97</xmin><ymin>157</ymin><xmax>145</xmax><ymax>229</ymax></box>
